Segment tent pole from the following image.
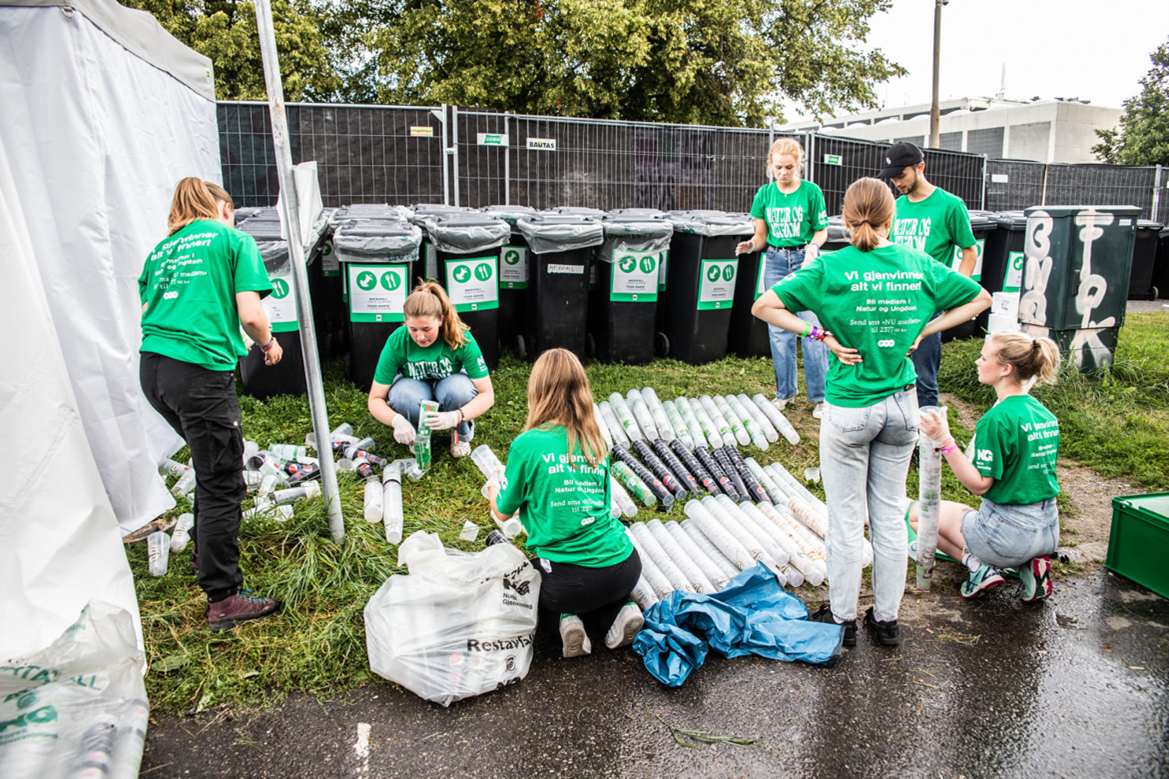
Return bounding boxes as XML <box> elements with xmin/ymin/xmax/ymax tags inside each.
<box><xmin>253</xmin><ymin>0</ymin><xmax>345</xmax><ymax>544</ymax></box>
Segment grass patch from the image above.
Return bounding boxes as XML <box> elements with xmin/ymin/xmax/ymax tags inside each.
<box><xmin>937</xmin><ymin>311</ymin><xmax>1169</xmax><ymax>490</ymax></box>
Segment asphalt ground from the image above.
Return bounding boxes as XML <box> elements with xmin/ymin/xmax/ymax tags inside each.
<box><xmin>141</xmin><ymin>568</ymin><xmax>1169</xmax><ymax>778</ymax></box>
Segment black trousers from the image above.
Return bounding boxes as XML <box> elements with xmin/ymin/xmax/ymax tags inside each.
<box><xmin>537</xmin><ymin>548</ymin><xmax>642</xmax><ymax>641</ymax></box>
<box><xmin>141</xmin><ymin>352</ymin><xmax>246</xmax><ymax>603</ymax></box>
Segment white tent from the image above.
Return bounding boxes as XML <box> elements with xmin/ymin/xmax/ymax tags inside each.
<box><xmin>0</xmin><ymin>0</ymin><xmax>220</xmax><ymax>658</ymax></box>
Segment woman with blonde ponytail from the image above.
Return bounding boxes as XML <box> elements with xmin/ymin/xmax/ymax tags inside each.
<box><xmin>483</xmin><ymin>349</ymin><xmax>643</xmax><ymax>659</ymax></box>
<box><xmin>911</xmin><ymin>332</ymin><xmax>1063</xmax><ymax>603</ymax></box>
<box><xmin>368</xmin><ymin>280</ymin><xmax>494</xmax><ymax>457</ymax></box>
<box><xmin>752</xmin><ymin>177</ymin><xmax>990</xmax><ymax>649</ymax></box>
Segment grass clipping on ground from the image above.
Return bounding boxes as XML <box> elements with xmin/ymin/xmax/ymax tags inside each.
<box><xmin>132</xmin><ymin>312</ymin><xmax>1169</xmax><ymax>714</ymax></box>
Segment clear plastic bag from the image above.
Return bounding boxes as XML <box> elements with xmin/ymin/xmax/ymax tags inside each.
<box><xmin>0</xmin><ymin>601</ymin><xmax>148</xmax><ymax>779</ymax></box>
<box><xmin>364</xmin><ymin>532</ymin><xmax>541</xmax><ymax>707</ymax></box>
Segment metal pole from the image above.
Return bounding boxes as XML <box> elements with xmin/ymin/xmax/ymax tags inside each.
<box><xmin>1152</xmin><ymin>165</ymin><xmax>1163</xmax><ymax>222</ymax></box>
<box><xmin>439</xmin><ymin>104</ymin><xmax>450</xmax><ymax>206</ymax></box>
<box><xmin>504</xmin><ymin>112</ymin><xmax>511</xmax><ymax>206</ymax></box>
<box><xmin>452</xmin><ymin>106</ymin><xmax>461</xmax><ymax>207</ymax></box>
<box><xmin>981</xmin><ymin>154</ymin><xmax>988</xmax><ymax>211</ymax></box>
<box><xmin>805</xmin><ymin>131</ymin><xmax>816</xmax><ymax>186</ymax></box>
<box><xmin>930</xmin><ymin>0</ymin><xmax>944</xmax><ymax>148</ymax></box>
<box><xmin>253</xmin><ymin>0</ymin><xmax>344</xmax><ymax>544</ymax></box>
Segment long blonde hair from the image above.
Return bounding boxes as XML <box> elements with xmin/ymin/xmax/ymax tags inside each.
<box><xmin>402</xmin><ymin>280</ymin><xmax>468</xmax><ymax>350</ymax></box>
<box><xmin>989</xmin><ymin>332</ymin><xmax>1062</xmax><ymax>385</ymax></box>
<box><xmin>525</xmin><ymin>349</ymin><xmax>606</xmax><ymax>468</ymax></box>
<box><xmin>167</xmin><ymin>177</ymin><xmax>219</xmax><ymax>236</ymax></box>
<box><xmin>769</xmin><ymin>137</ymin><xmax>805</xmax><ymax>177</ymax></box>
<box><xmin>843</xmin><ymin>177</ymin><xmax>895</xmax><ymax>252</ymax></box>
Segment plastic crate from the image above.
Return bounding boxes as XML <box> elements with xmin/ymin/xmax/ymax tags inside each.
<box><xmin>1106</xmin><ymin>492</ymin><xmax>1169</xmax><ymax>599</ymax></box>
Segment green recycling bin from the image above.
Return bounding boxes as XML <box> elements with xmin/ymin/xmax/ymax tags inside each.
<box><xmin>1019</xmin><ymin>205</ymin><xmax>1140</xmax><ymax>372</ymax></box>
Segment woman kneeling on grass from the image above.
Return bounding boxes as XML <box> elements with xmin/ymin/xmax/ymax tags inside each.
<box><xmin>910</xmin><ymin>332</ymin><xmax>1062</xmax><ymax>601</ymax></box>
<box><xmin>752</xmin><ymin>177</ymin><xmax>990</xmax><ymax>648</ymax></box>
<box><xmin>367</xmin><ymin>281</ymin><xmax>494</xmax><ymax>458</ymax></box>
<box><xmin>483</xmin><ymin>349</ymin><xmax>644</xmax><ymax>658</ymax></box>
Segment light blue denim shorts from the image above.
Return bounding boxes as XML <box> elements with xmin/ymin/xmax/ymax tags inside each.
<box><xmin>962</xmin><ymin>497</ymin><xmax>1059</xmax><ymax>569</ymax></box>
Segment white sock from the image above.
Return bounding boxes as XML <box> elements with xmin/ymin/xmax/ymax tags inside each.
<box><xmin>962</xmin><ymin>551</ymin><xmax>982</xmax><ymax>572</ymax></box>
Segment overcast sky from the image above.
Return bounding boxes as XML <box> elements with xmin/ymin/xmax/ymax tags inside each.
<box><xmin>786</xmin><ymin>0</ymin><xmax>1169</xmax><ymax>121</ymax></box>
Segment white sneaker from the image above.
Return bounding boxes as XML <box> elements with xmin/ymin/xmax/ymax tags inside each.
<box><xmin>559</xmin><ymin>614</ymin><xmax>591</xmax><ymax>658</ymax></box>
<box><xmin>771</xmin><ymin>397</ymin><xmax>792</xmax><ymax>412</ymax></box>
<box><xmin>450</xmin><ymin>431</ymin><xmax>471</xmax><ymax>458</ymax></box>
<box><xmin>812</xmin><ymin>402</ymin><xmax>824</xmax><ymax>420</ymax></box>
<box><xmin>604</xmin><ymin>602</ymin><xmax>644</xmax><ymax>649</ymax></box>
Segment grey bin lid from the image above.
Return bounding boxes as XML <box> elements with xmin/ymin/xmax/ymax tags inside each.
<box><xmin>408</xmin><ymin>204</ymin><xmax>474</xmax><ymax>225</ymax></box>
<box><xmin>969</xmin><ymin>213</ymin><xmax>997</xmax><ymax>231</ymax></box>
<box><xmin>424</xmin><ymin>215</ymin><xmax>511</xmax><ymax>254</ymax></box>
<box><xmin>333</xmin><ymin>220</ymin><xmax>423</xmax><ymax>263</ymax></box>
<box><xmin>332</xmin><ymin>204</ymin><xmax>408</xmax><ymax>224</ymax></box>
<box><xmin>668</xmin><ymin>211</ymin><xmax>755</xmax><ymax>237</ymax></box>
<box><xmin>1138</xmin><ymin>219</ymin><xmax>1164</xmax><ymax>231</ymax></box>
<box><xmin>606</xmin><ymin>208</ymin><xmax>666</xmax><ymax>218</ymax></box>
<box><xmin>826</xmin><ymin>216</ymin><xmax>851</xmax><ymax>243</ymax></box>
<box><xmin>480</xmin><ymin>205</ymin><xmax>539</xmax><ymax>227</ymax></box>
<box><xmin>993</xmin><ymin>211</ymin><xmax>1028</xmax><ymax>229</ymax></box>
<box><xmin>543</xmin><ymin>206</ymin><xmax>607</xmax><ymax>217</ymax></box>
<box><xmin>234</xmin><ymin>207</ymin><xmax>272</xmax><ymax>222</ymax></box>
<box><xmin>237</xmin><ymin>220</ymin><xmax>288</xmax><ymax>272</ymax></box>
<box><xmin>516</xmin><ymin>214</ymin><xmax>605</xmax><ymax>254</ymax></box>
<box><xmin>600</xmin><ymin>214</ymin><xmax>673</xmax><ymax>255</ymax></box>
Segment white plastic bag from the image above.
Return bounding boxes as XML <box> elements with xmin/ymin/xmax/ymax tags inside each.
<box><xmin>364</xmin><ymin>531</ymin><xmax>541</xmax><ymax>707</ymax></box>
<box><xmin>0</xmin><ymin>600</ymin><xmax>149</xmax><ymax>779</ymax></box>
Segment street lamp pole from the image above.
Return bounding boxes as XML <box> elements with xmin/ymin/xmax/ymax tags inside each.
<box><xmin>930</xmin><ymin>0</ymin><xmax>947</xmax><ymax>148</ymax></box>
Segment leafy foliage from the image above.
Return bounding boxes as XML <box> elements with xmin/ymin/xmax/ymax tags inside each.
<box><xmin>371</xmin><ymin>0</ymin><xmax>905</xmax><ymax>127</ymax></box>
<box><xmin>1093</xmin><ymin>38</ymin><xmax>1169</xmax><ymax>166</ymax></box>
<box><xmin>122</xmin><ymin>0</ymin><xmax>340</xmax><ymax>101</ymax></box>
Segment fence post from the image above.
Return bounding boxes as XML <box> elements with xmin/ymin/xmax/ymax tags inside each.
<box><xmin>1153</xmin><ymin>165</ymin><xmax>1163</xmax><ymax>222</ymax></box>
<box><xmin>981</xmin><ymin>155</ymin><xmax>988</xmax><ymax>211</ymax></box>
<box><xmin>505</xmin><ymin>112</ymin><xmax>511</xmax><ymax>206</ymax></box>
<box><xmin>805</xmin><ymin>131</ymin><xmax>815</xmax><ymax>186</ymax></box>
<box><xmin>1041</xmin><ymin>164</ymin><xmax>1049</xmax><ymax>207</ymax></box>
<box><xmin>440</xmin><ymin>104</ymin><xmax>451</xmax><ymax>205</ymax></box>
<box><xmin>452</xmin><ymin>106</ymin><xmax>460</xmax><ymax>207</ymax></box>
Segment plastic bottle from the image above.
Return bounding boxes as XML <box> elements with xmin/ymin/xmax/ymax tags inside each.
<box><xmin>485</xmin><ymin>529</ymin><xmax>510</xmax><ymax>547</ymax></box>
<box><xmin>331</xmin><ymin>422</ymin><xmax>355</xmax><ymax>438</ymax></box>
<box><xmin>383</xmin><ymin>464</ymin><xmax>403</xmax><ymax>544</ymax></box>
<box><xmin>147</xmin><ymin>531</ymin><xmax>170</xmax><ymax>576</ymax></box>
<box><xmin>169</xmin><ymin>513</ymin><xmax>194</xmax><ymax>552</ymax></box>
<box><xmin>415</xmin><ymin>400</ymin><xmax>439</xmax><ymax>471</ymax></box>
<box><xmin>353</xmin><ymin>436</ymin><xmax>376</xmax><ymax>451</ymax></box>
<box><xmin>353</xmin><ymin>455</ymin><xmax>376</xmax><ymax>481</ymax></box>
<box><xmin>344</xmin><ymin>444</ymin><xmax>387</xmax><ymax>467</ymax></box>
<box><xmin>273</xmin><ymin>481</ymin><xmax>321</xmax><ymax>505</ymax></box>
<box><xmin>269</xmin><ymin>443</ymin><xmax>307</xmax><ymax>462</ymax></box>
<box><xmin>364</xmin><ymin>479</ymin><xmax>384</xmax><ymax>523</ymax></box>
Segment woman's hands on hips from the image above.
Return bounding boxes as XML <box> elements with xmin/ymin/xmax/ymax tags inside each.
<box><xmin>824</xmin><ymin>334</ymin><xmax>862</xmax><ymax>366</ymax></box>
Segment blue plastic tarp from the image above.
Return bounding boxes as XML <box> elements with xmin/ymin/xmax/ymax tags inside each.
<box><xmin>633</xmin><ymin>563</ymin><xmax>844</xmax><ymax>686</ymax></box>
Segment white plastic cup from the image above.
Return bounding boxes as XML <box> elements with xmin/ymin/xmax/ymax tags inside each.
<box><xmin>147</xmin><ymin>531</ymin><xmax>170</xmax><ymax>576</ymax></box>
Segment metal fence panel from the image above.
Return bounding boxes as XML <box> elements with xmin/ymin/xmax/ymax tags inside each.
<box><xmin>1044</xmin><ymin>164</ymin><xmax>1158</xmax><ymax>220</ymax></box>
<box><xmin>218</xmin><ymin>102</ymin><xmax>445</xmax><ymax>208</ymax></box>
<box><xmin>985</xmin><ymin>159</ymin><xmax>1046</xmax><ymax>212</ymax></box>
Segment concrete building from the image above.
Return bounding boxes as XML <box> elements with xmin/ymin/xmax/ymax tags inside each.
<box><xmin>779</xmin><ymin>97</ymin><xmax>1122</xmax><ymax>164</ymax></box>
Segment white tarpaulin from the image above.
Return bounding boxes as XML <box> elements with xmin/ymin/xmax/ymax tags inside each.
<box><xmin>0</xmin><ymin>0</ymin><xmax>221</xmax><ymax>536</ymax></box>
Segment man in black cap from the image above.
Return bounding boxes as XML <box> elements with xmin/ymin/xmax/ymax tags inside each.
<box><xmin>879</xmin><ymin>141</ymin><xmax>978</xmax><ymax>409</ymax></box>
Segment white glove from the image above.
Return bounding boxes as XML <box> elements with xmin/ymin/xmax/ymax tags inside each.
<box><xmin>804</xmin><ymin>243</ymin><xmax>820</xmax><ymax>260</ymax></box>
<box><xmin>426</xmin><ymin>410</ymin><xmax>460</xmax><ymax>431</ymax></box>
<box><xmin>480</xmin><ymin>467</ymin><xmax>506</xmax><ymax>500</ymax></box>
<box><xmin>391</xmin><ymin>414</ymin><xmax>416</xmax><ymax>445</ymax></box>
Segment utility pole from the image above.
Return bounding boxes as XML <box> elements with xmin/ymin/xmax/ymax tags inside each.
<box><xmin>930</xmin><ymin>0</ymin><xmax>948</xmax><ymax>148</ymax></box>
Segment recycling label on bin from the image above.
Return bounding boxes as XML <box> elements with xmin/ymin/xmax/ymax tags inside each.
<box><xmin>446</xmin><ymin>256</ymin><xmax>499</xmax><ymax>312</ymax></box>
<box><xmin>608</xmin><ymin>250</ymin><xmax>659</xmax><ymax>302</ymax></box>
<box><xmin>658</xmin><ymin>250</ymin><xmax>669</xmax><ymax>291</ymax></box>
<box><xmin>952</xmin><ymin>239</ymin><xmax>986</xmax><ymax>282</ymax></box>
<box><xmin>321</xmin><ymin>240</ymin><xmax>340</xmax><ymax>277</ymax></box>
<box><xmin>347</xmin><ymin>263</ymin><xmax>408</xmax><ymax>322</ymax></box>
<box><xmin>264</xmin><ymin>269</ymin><xmax>299</xmax><ymax>332</ymax></box>
<box><xmin>1003</xmin><ymin>251</ymin><xmax>1025</xmax><ymax>293</ymax></box>
<box><xmin>500</xmin><ymin>245</ymin><xmax>529</xmax><ymax>289</ymax></box>
<box><xmin>698</xmin><ymin>259</ymin><xmax>737</xmax><ymax>310</ymax></box>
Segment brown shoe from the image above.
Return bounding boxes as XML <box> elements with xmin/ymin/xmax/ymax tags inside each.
<box><xmin>207</xmin><ymin>592</ymin><xmax>280</xmax><ymax>633</ymax></box>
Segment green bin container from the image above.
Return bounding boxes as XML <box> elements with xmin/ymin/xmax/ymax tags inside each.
<box><xmin>1019</xmin><ymin>205</ymin><xmax>1140</xmax><ymax>372</ymax></box>
<box><xmin>1106</xmin><ymin>493</ymin><xmax>1169</xmax><ymax>599</ymax></box>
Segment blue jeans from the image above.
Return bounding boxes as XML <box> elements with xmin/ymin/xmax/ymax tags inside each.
<box><xmin>763</xmin><ymin>246</ymin><xmax>828</xmax><ymax>403</ymax></box>
<box><xmin>389</xmin><ymin>374</ymin><xmax>478</xmax><ymax>441</ymax></box>
<box><xmin>819</xmin><ymin>389</ymin><xmax>919</xmax><ymax>623</ymax></box>
<box><xmin>962</xmin><ymin>498</ymin><xmax>1059</xmax><ymax>569</ymax></box>
<box><xmin>911</xmin><ymin>316</ymin><xmax>942</xmax><ymax>409</ymax></box>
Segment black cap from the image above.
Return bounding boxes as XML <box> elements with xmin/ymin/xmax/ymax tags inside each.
<box><xmin>878</xmin><ymin>142</ymin><xmax>924</xmax><ymax>178</ymax></box>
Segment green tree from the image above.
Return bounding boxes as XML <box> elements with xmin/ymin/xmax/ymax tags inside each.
<box><xmin>123</xmin><ymin>0</ymin><xmax>339</xmax><ymax>101</ymax></box>
<box><xmin>1093</xmin><ymin>39</ymin><xmax>1169</xmax><ymax>166</ymax></box>
<box><xmin>371</xmin><ymin>0</ymin><xmax>904</xmax><ymax>127</ymax></box>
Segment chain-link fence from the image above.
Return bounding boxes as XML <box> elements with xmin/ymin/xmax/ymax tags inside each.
<box><xmin>986</xmin><ymin>159</ymin><xmax>1167</xmax><ymax>224</ymax></box>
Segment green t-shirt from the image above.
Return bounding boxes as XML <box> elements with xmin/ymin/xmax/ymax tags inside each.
<box><xmin>372</xmin><ymin>326</ymin><xmax>489</xmax><ymax>384</ymax></box>
<box><xmin>772</xmin><ymin>243</ymin><xmax>983</xmax><ymax>408</ymax></box>
<box><xmin>890</xmin><ymin>187</ymin><xmax>977</xmax><ymax>266</ymax></box>
<box><xmin>496</xmin><ymin>425</ymin><xmax>632</xmax><ymax>568</ymax></box>
<box><xmin>749</xmin><ymin>180</ymin><xmax>829</xmax><ymax>248</ymax></box>
<box><xmin>139</xmin><ymin>220</ymin><xmax>272</xmax><ymax>371</ymax></box>
<box><xmin>974</xmin><ymin>395</ymin><xmax>1061</xmax><ymax>505</ymax></box>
